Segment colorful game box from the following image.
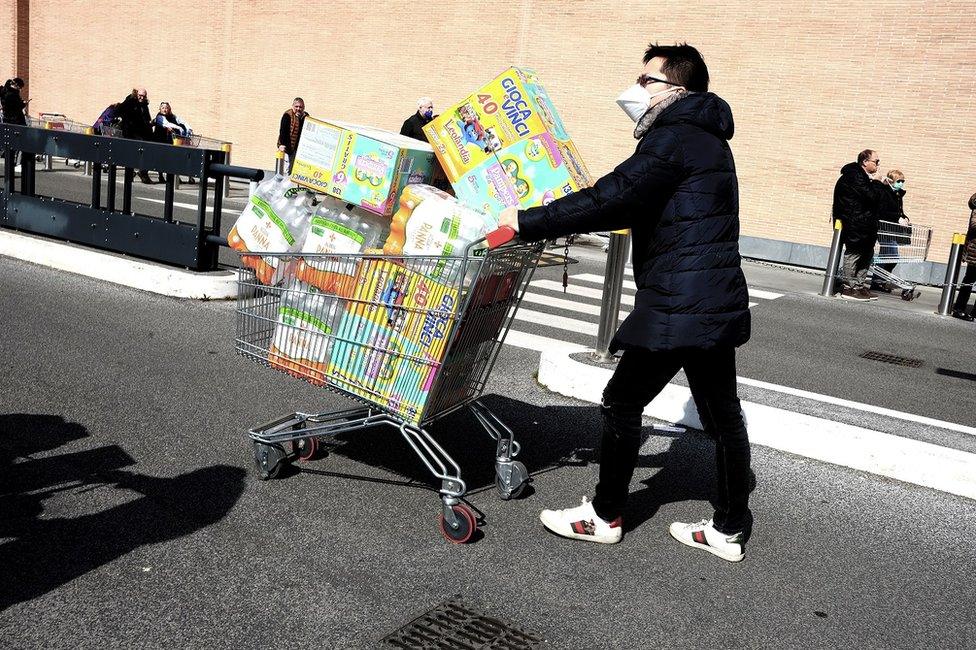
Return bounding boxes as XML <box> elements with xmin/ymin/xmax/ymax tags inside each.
<box><xmin>423</xmin><ymin>67</ymin><xmax>592</xmax><ymax>216</ymax></box>
<box><xmin>326</xmin><ymin>259</ymin><xmax>460</xmax><ymax>424</ymax></box>
<box><xmin>291</xmin><ymin>118</ymin><xmax>437</xmax><ymax>217</ymax></box>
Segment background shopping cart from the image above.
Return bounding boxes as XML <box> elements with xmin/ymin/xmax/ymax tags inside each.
<box><xmin>236</xmin><ymin>227</ymin><xmax>543</xmax><ymax>543</ymax></box>
<box><xmin>872</xmin><ymin>219</ymin><xmax>932</xmax><ymax>300</ymax></box>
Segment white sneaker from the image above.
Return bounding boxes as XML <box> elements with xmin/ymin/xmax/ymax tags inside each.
<box><xmin>669</xmin><ymin>518</ymin><xmax>745</xmax><ymax>562</ymax></box>
<box><xmin>539</xmin><ymin>497</ymin><xmax>622</xmax><ymax>544</ymax></box>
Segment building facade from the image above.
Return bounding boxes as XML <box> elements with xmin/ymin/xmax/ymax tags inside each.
<box><xmin>2</xmin><ymin>1</ymin><xmax>974</xmax><ymax>262</ymax></box>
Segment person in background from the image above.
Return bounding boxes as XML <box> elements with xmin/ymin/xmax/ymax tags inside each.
<box><xmin>400</xmin><ymin>97</ymin><xmax>435</xmax><ymax>142</ymax></box>
<box><xmin>950</xmin><ymin>193</ymin><xmax>976</xmax><ymax>321</ymax></box>
<box><xmin>832</xmin><ymin>149</ymin><xmax>884</xmax><ymax>301</ymax></box>
<box><xmin>1</xmin><ymin>78</ymin><xmax>28</xmax><ymax>125</ymax></box>
<box><xmin>277</xmin><ymin>97</ymin><xmax>307</xmax><ymax>174</ymax></box>
<box><xmin>118</xmin><ymin>88</ymin><xmax>155</xmax><ymax>184</ymax></box>
<box><xmin>153</xmin><ymin>102</ymin><xmax>196</xmax><ymax>184</ymax></box>
<box><xmin>93</xmin><ymin>103</ymin><xmax>122</xmax><ymax>135</ymax></box>
<box><xmin>1</xmin><ymin>77</ymin><xmax>28</xmax><ymax>171</ymax></box>
<box><xmin>872</xmin><ymin>169</ymin><xmax>911</xmax><ymax>293</ymax></box>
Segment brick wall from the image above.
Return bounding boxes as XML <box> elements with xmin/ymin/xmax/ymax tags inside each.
<box><xmin>8</xmin><ymin>0</ymin><xmax>976</xmax><ymax>261</ymax></box>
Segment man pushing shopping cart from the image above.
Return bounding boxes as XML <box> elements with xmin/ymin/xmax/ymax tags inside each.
<box><xmin>500</xmin><ymin>42</ymin><xmax>754</xmax><ymax>562</ymax></box>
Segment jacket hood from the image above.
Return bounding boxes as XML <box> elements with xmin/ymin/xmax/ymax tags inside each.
<box><xmin>656</xmin><ymin>92</ymin><xmax>734</xmax><ymax>140</ymax></box>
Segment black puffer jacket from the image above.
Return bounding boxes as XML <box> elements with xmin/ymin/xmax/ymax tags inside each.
<box><xmin>518</xmin><ymin>92</ymin><xmax>749</xmax><ymax>352</ymax></box>
<box><xmin>832</xmin><ymin>162</ymin><xmax>883</xmax><ymax>251</ymax></box>
<box><xmin>0</xmin><ymin>81</ymin><xmax>26</xmax><ymax>125</ymax></box>
<box><xmin>400</xmin><ymin>111</ymin><xmax>433</xmax><ymax>142</ymax></box>
<box><xmin>117</xmin><ymin>94</ymin><xmax>152</xmax><ymax>140</ymax></box>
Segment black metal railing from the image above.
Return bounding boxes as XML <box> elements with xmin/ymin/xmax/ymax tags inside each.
<box><xmin>0</xmin><ymin>124</ymin><xmax>262</xmax><ymax>271</ymax></box>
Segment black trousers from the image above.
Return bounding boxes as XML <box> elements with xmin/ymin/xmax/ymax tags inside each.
<box><xmin>592</xmin><ymin>346</ymin><xmax>753</xmax><ymax>534</ymax></box>
<box><xmin>953</xmin><ymin>263</ymin><xmax>976</xmax><ymax>313</ymax></box>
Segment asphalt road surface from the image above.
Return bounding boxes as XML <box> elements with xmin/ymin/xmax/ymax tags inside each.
<box><xmin>1</xmin><ymin>167</ymin><xmax>975</xmax><ymax>648</ymax></box>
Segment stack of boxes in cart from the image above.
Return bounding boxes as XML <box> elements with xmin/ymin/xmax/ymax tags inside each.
<box><xmin>229</xmin><ymin>67</ymin><xmax>592</xmax><ymax>423</ymax></box>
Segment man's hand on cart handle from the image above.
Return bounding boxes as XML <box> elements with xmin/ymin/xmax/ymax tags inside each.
<box><xmin>498</xmin><ymin>206</ymin><xmax>520</xmax><ymax>233</ymax></box>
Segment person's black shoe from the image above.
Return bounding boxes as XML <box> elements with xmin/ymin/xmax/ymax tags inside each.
<box><xmin>138</xmin><ymin>170</ymin><xmax>154</xmax><ymax>184</ymax></box>
<box><xmin>951</xmin><ymin>309</ymin><xmax>975</xmax><ymax>322</ymax></box>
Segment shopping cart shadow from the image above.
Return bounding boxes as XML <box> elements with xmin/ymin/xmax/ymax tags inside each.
<box><xmin>292</xmin><ymin>395</ymin><xmax>754</xmax><ymax>525</ymax></box>
<box><xmin>0</xmin><ymin>413</ymin><xmax>246</xmax><ymax>612</ymax></box>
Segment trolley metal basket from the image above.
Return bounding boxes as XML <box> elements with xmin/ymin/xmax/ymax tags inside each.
<box><xmin>871</xmin><ymin>219</ymin><xmax>933</xmax><ymax>300</ymax></box>
<box><xmin>236</xmin><ymin>226</ymin><xmax>544</xmax><ymax>543</ymax></box>
<box><xmin>171</xmin><ymin>133</ymin><xmax>228</xmax><ymax>151</ymax></box>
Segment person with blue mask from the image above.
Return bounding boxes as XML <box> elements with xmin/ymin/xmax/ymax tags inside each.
<box><xmin>872</xmin><ymin>169</ymin><xmax>911</xmax><ymax>291</ymax></box>
<box><xmin>400</xmin><ymin>97</ymin><xmax>436</xmax><ymax>142</ymax></box>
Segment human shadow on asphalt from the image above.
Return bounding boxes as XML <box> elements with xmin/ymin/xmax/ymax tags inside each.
<box><xmin>297</xmin><ymin>395</ymin><xmax>754</xmax><ymax>528</ymax></box>
<box><xmin>0</xmin><ymin>413</ymin><xmax>246</xmax><ymax>612</ymax></box>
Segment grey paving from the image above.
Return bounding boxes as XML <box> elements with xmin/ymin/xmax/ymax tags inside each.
<box><xmin>1</xmin><ymin>254</ymin><xmax>975</xmax><ymax>649</ymax></box>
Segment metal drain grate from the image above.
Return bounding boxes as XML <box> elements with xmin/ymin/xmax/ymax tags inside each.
<box><xmin>859</xmin><ymin>350</ymin><xmax>924</xmax><ymax>368</ymax></box>
<box><xmin>381</xmin><ymin>596</ymin><xmax>544</xmax><ymax>649</ymax></box>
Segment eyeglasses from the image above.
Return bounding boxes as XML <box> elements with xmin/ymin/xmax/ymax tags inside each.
<box><xmin>637</xmin><ymin>74</ymin><xmax>676</xmax><ymax>88</ymax></box>
<box><xmin>870</xmin><ymin>159</ymin><xmax>880</xmax><ymax>164</ymax></box>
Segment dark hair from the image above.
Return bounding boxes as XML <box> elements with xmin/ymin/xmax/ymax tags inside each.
<box><xmin>968</xmin><ymin>192</ymin><xmax>976</xmax><ymax>211</ymax></box>
<box><xmin>12</xmin><ymin>77</ymin><xmax>24</xmax><ymax>88</ymax></box>
<box><xmin>642</xmin><ymin>43</ymin><xmax>709</xmax><ymax>91</ymax></box>
<box><xmin>857</xmin><ymin>149</ymin><xmax>876</xmax><ymax>165</ymax></box>
<box><xmin>293</xmin><ymin>97</ymin><xmax>304</xmax><ymax>103</ymax></box>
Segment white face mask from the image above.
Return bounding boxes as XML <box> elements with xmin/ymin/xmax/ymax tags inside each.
<box><xmin>615</xmin><ymin>83</ymin><xmax>680</xmax><ymax>122</ymax></box>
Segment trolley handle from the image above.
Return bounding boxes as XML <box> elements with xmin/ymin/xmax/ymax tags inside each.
<box><xmin>484</xmin><ymin>226</ymin><xmax>517</xmax><ymax>250</ymax></box>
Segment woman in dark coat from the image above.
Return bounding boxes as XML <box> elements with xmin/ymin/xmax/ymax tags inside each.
<box><xmin>951</xmin><ymin>193</ymin><xmax>976</xmax><ymax>321</ymax></box>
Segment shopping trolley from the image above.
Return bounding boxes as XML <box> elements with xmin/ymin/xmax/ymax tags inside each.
<box><xmin>27</xmin><ymin>113</ymin><xmax>92</xmax><ymax>168</ymax></box>
<box><xmin>236</xmin><ymin>226</ymin><xmax>544</xmax><ymax>543</ymax></box>
<box><xmin>171</xmin><ymin>133</ymin><xmax>227</xmax><ymax>151</ymax></box>
<box><xmin>872</xmin><ymin>219</ymin><xmax>932</xmax><ymax>300</ymax></box>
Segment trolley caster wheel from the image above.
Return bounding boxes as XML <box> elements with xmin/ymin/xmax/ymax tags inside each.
<box><xmin>901</xmin><ymin>289</ymin><xmax>920</xmax><ymax>301</ymax></box>
<box><xmin>495</xmin><ymin>460</ymin><xmax>529</xmax><ymax>500</ymax></box>
<box><xmin>252</xmin><ymin>441</ymin><xmax>288</xmax><ymax>480</ymax></box>
<box><xmin>291</xmin><ymin>436</ymin><xmax>319</xmax><ymax>462</ymax></box>
<box><xmin>439</xmin><ymin>504</ymin><xmax>477</xmax><ymax>544</ymax></box>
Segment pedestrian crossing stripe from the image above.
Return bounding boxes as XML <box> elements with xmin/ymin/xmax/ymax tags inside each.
<box><xmin>567</xmin><ymin>272</ymin><xmax>784</xmax><ymax>301</ymax></box>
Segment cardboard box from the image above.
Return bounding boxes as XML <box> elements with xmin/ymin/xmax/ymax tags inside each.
<box><xmin>291</xmin><ymin>118</ymin><xmax>437</xmax><ymax>217</ymax></box>
<box><xmin>326</xmin><ymin>259</ymin><xmax>459</xmax><ymax>424</ymax></box>
<box><xmin>423</xmin><ymin>67</ymin><xmax>592</xmax><ymax>216</ymax></box>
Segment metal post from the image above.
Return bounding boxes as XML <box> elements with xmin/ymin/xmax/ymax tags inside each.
<box><xmin>106</xmin><ymin>165</ymin><xmax>117</xmax><ymax>212</ymax></box>
<box><xmin>84</xmin><ymin>160</ymin><xmax>93</xmax><ymax>176</ymax></box>
<box><xmin>820</xmin><ymin>219</ymin><xmax>844</xmax><ymax>296</ymax></box>
<box><xmin>90</xmin><ymin>161</ymin><xmax>101</xmax><ymax>209</ymax></box>
<box><xmin>122</xmin><ymin>167</ymin><xmax>134</xmax><ymax>214</ymax></box>
<box><xmin>275</xmin><ymin>150</ymin><xmax>286</xmax><ymax>176</ymax></box>
<box><xmin>937</xmin><ymin>233</ymin><xmax>966</xmax><ymax>316</ymax></box>
<box><xmin>593</xmin><ymin>229</ymin><xmax>630</xmax><ymax>363</ymax></box>
<box><xmin>44</xmin><ymin>154</ymin><xmax>53</xmax><ymax>170</ymax></box>
<box><xmin>21</xmin><ymin>150</ymin><xmax>36</xmax><ymax>196</ymax></box>
<box><xmin>222</xmin><ymin>143</ymin><xmax>232</xmax><ymax>198</ymax></box>
<box><xmin>3</xmin><ymin>149</ymin><xmax>14</xmax><ymax>194</ymax></box>
<box><xmin>163</xmin><ymin>173</ymin><xmax>175</xmax><ymax>222</ymax></box>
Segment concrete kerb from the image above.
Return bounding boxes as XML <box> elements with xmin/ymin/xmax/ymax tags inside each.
<box><xmin>0</xmin><ymin>229</ymin><xmax>237</xmax><ymax>300</ymax></box>
<box><xmin>537</xmin><ymin>347</ymin><xmax>976</xmax><ymax>502</ymax></box>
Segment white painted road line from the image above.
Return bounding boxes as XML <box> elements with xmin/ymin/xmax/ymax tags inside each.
<box><xmin>539</xmin><ymin>349</ymin><xmax>976</xmax><ymax>500</ymax></box>
<box><xmin>503</xmin><ymin>329</ymin><xmax>587</xmax><ymax>354</ymax></box>
<box><xmin>736</xmin><ymin>376</ymin><xmax>976</xmax><ymax>438</ymax></box>
<box><xmin>571</xmin><ymin>272</ymin><xmax>784</xmax><ymax>302</ymax></box>
<box><xmin>748</xmin><ymin>289</ymin><xmax>785</xmax><ymax>300</ymax></box>
<box><xmin>520</xmin><ymin>291</ymin><xmax>630</xmax><ymax>320</ymax></box>
<box><xmin>572</xmin><ymin>273</ymin><xmax>638</xmax><ymax>291</ymax></box>
<box><xmin>513</xmin><ymin>308</ymin><xmax>599</xmax><ymax>336</ymax></box>
<box><xmin>530</xmin><ymin>279</ymin><xmax>636</xmax><ymax>306</ymax></box>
